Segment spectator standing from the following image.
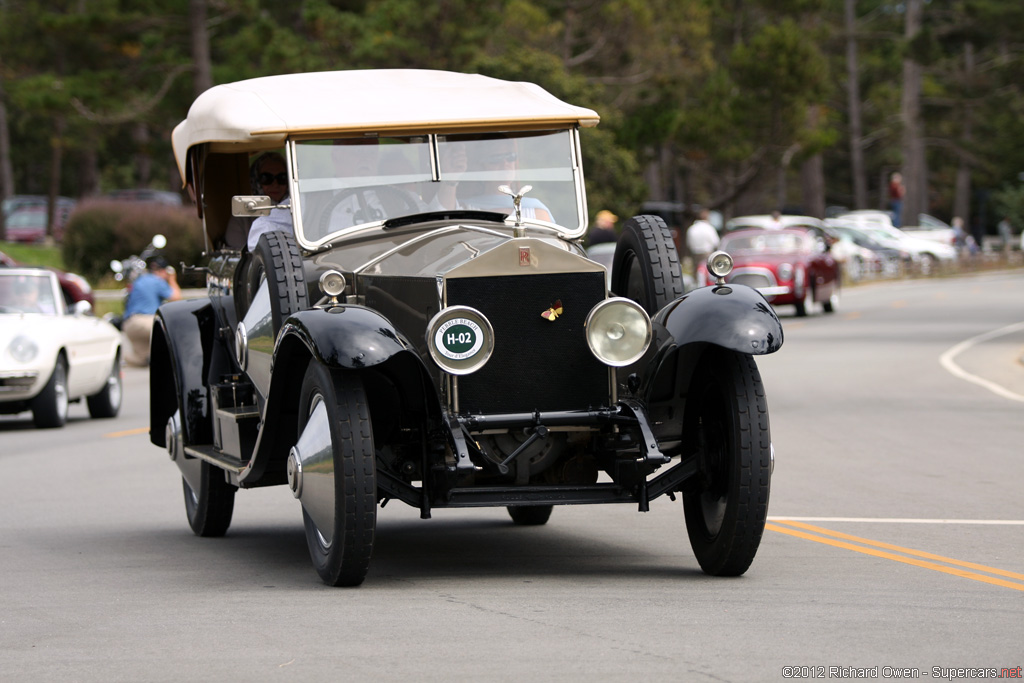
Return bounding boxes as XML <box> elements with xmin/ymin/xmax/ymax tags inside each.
<box><xmin>888</xmin><ymin>172</ymin><xmax>906</xmax><ymax>227</ymax></box>
<box><xmin>997</xmin><ymin>216</ymin><xmax>1013</xmax><ymax>253</ymax></box>
<box><xmin>122</xmin><ymin>257</ymin><xmax>182</xmax><ymax>366</ymax></box>
<box><xmin>588</xmin><ymin>210</ymin><xmax>618</xmax><ymax>245</ymax></box>
<box><xmin>686</xmin><ymin>209</ymin><xmax>720</xmax><ymax>277</ymax></box>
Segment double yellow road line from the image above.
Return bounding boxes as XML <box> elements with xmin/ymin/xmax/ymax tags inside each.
<box><xmin>767</xmin><ymin>519</ymin><xmax>1024</xmax><ymax>592</ymax></box>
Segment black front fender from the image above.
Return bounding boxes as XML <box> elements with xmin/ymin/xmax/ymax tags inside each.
<box><xmin>653</xmin><ymin>284</ymin><xmax>783</xmax><ymax>355</ymax></box>
<box><xmin>278</xmin><ymin>305</ymin><xmax>413</xmax><ymax>369</ymax></box>
<box><xmin>239</xmin><ymin>305</ymin><xmax>438</xmax><ymax>486</ymax></box>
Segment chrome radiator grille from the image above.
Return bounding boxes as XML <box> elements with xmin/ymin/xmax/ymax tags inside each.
<box><xmin>730</xmin><ymin>270</ymin><xmax>775</xmax><ymax>289</ymax></box>
<box><xmin>446</xmin><ymin>272</ymin><xmax>609</xmax><ymax>414</ymax></box>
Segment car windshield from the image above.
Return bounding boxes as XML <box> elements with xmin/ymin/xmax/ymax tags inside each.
<box><xmin>0</xmin><ymin>272</ymin><xmax>59</xmax><ymax>315</ymax></box>
<box><xmin>293</xmin><ymin>130</ymin><xmax>581</xmax><ymax>245</ymax></box>
<box><xmin>722</xmin><ymin>231</ymin><xmax>806</xmax><ymax>254</ymax></box>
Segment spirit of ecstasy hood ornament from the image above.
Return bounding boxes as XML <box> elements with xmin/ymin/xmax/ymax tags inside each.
<box><xmin>498</xmin><ymin>184</ymin><xmax>533</xmax><ymax>238</ymax></box>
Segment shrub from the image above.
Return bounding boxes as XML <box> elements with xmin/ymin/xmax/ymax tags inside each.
<box><xmin>62</xmin><ymin>200</ymin><xmax>206</xmax><ymax>285</ymax></box>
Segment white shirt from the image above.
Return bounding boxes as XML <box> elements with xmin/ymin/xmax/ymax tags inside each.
<box><xmin>686</xmin><ymin>220</ymin><xmax>720</xmax><ymax>254</ymax></box>
<box><xmin>246</xmin><ymin>207</ymin><xmax>294</xmax><ymax>251</ymax></box>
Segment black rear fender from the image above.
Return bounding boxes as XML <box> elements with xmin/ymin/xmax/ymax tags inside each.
<box><xmin>150</xmin><ymin>298</ymin><xmax>216</xmax><ymax>448</ymax></box>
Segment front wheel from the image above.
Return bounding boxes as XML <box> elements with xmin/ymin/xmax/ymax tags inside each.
<box><xmin>32</xmin><ymin>355</ymin><xmax>69</xmax><ymax>428</ymax></box>
<box><xmin>683</xmin><ymin>347</ymin><xmax>771</xmax><ymax>576</ymax></box>
<box><xmin>295</xmin><ymin>362</ymin><xmax>377</xmax><ymax>587</ymax></box>
<box><xmin>87</xmin><ymin>354</ymin><xmax>123</xmax><ymax>418</ymax></box>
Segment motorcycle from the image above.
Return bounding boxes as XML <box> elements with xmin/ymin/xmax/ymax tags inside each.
<box><xmin>105</xmin><ymin>234</ymin><xmax>168</xmax><ymax>330</ymax></box>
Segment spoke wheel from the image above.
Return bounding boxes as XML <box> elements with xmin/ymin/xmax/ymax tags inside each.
<box><xmin>507</xmin><ymin>505</ymin><xmax>553</xmax><ymax>526</ymax></box>
<box><xmin>611</xmin><ymin>215</ymin><xmax>684</xmax><ymax>315</ymax></box>
<box><xmin>182</xmin><ymin>461</ymin><xmax>236</xmax><ymax>537</ymax></box>
<box><xmin>295</xmin><ymin>362</ymin><xmax>376</xmax><ymax>587</ymax></box>
<box><xmin>87</xmin><ymin>353</ymin><xmax>123</xmax><ymax>418</ymax></box>
<box><xmin>32</xmin><ymin>355</ymin><xmax>68</xmax><ymax>428</ymax></box>
<box><xmin>683</xmin><ymin>348</ymin><xmax>771</xmax><ymax>576</ymax></box>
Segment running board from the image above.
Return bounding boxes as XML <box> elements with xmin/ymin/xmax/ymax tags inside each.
<box><xmin>183</xmin><ymin>444</ymin><xmax>248</xmax><ymax>474</ymax></box>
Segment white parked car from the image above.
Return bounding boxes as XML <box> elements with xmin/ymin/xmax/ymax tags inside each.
<box><xmin>900</xmin><ymin>213</ymin><xmax>957</xmax><ymax>246</ymax></box>
<box><xmin>0</xmin><ymin>268</ymin><xmax>122</xmax><ymax>427</ymax></box>
<box><xmin>827</xmin><ymin>210</ymin><xmax>957</xmax><ymax>273</ymax></box>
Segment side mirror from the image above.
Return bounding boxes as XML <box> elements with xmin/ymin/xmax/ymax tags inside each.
<box><xmin>152</xmin><ymin>234</ymin><xmax>167</xmax><ymax>249</ymax></box>
<box><xmin>232</xmin><ymin>195</ymin><xmax>275</xmax><ymax>217</ymax></box>
<box><xmin>72</xmin><ymin>300</ymin><xmax>93</xmax><ymax>316</ymax></box>
<box><xmin>109</xmin><ymin>260</ymin><xmax>123</xmax><ymax>274</ymax></box>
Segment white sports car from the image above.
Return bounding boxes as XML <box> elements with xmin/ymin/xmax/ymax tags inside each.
<box><xmin>0</xmin><ymin>268</ymin><xmax>122</xmax><ymax>427</ymax></box>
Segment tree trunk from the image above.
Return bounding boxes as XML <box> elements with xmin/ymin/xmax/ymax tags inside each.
<box><xmin>900</xmin><ymin>0</ymin><xmax>926</xmax><ymax>225</ymax></box>
<box><xmin>47</xmin><ymin>115</ymin><xmax>66</xmax><ymax>243</ymax></box>
<box><xmin>0</xmin><ymin>78</ymin><xmax>13</xmax><ymax>242</ymax></box>
<box><xmin>801</xmin><ymin>108</ymin><xmax>825</xmax><ymax>219</ymax></box>
<box><xmin>79</xmin><ymin>144</ymin><xmax>100</xmax><ymax>197</ymax></box>
<box><xmin>190</xmin><ymin>0</ymin><xmax>213</xmax><ymax>96</ymax></box>
<box><xmin>132</xmin><ymin>122</ymin><xmax>152</xmax><ymax>187</ymax></box>
<box><xmin>953</xmin><ymin>42</ymin><xmax>974</xmax><ymax>226</ymax></box>
<box><xmin>844</xmin><ymin>0</ymin><xmax>866</xmax><ymax>209</ymax></box>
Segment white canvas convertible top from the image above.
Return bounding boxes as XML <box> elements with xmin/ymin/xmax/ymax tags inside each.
<box><xmin>171</xmin><ymin>69</ymin><xmax>600</xmax><ymax>179</ymax></box>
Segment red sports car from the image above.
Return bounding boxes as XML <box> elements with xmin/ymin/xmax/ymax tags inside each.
<box><xmin>699</xmin><ymin>227</ymin><xmax>840</xmax><ymax>316</ymax></box>
<box><xmin>0</xmin><ymin>249</ymin><xmax>95</xmax><ymax>307</ymax></box>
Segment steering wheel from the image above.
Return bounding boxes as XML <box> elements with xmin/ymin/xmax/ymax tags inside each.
<box><xmin>315</xmin><ymin>185</ymin><xmax>425</xmax><ymax>235</ymax></box>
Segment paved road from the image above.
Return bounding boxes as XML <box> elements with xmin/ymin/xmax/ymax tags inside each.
<box><xmin>2</xmin><ymin>271</ymin><xmax>1022</xmax><ymax>682</ymax></box>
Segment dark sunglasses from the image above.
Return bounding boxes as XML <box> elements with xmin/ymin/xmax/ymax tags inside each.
<box><xmin>259</xmin><ymin>172</ymin><xmax>288</xmax><ymax>186</ymax></box>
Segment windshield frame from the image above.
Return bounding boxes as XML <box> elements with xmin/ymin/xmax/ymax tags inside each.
<box><xmin>288</xmin><ymin>129</ymin><xmax>587</xmax><ymax>251</ymax></box>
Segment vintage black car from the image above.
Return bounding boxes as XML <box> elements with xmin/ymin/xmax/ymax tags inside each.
<box><xmin>152</xmin><ymin>69</ymin><xmax>783</xmax><ymax>586</ymax></box>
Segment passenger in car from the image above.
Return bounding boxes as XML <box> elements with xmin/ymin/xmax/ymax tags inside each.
<box><xmin>243</xmin><ymin>152</ymin><xmax>293</xmax><ymax>251</ymax></box>
<box><xmin>460</xmin><ymin>137</ymin><xmax>554</xmax><ymax>222</ymax></box>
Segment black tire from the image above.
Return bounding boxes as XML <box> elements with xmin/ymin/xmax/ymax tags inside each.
<box><xmin>87</xmin><ymin>353</ymin><xmax>122</xmax><ymax>418</ymax></box>
<box><xmin>183</xmin><ymin>463</ymin><xmax>236</xmax><ymax>537</ymax></box>
<box><xmin>822</xmin><ymin>289</ymin><xmax>839</xmax><ymax>314</ymax></box>
<box><xmin>683</xmin><ymin>347</ymin><xmax>771</xmax><ymax>576</ymax></box>
<box><xmin>297</xmin><ymin>362</ymin><xmax>377</xmax><ymax>587</ymax></box>
<box><xmin>507</xmin><ymin>505</ymin><xmax>553</xmax><ymax>526</ymax></box>
<box><xmin>32</xmin><ymin>355</ymin><xmax>69</xmax><ymax>428</ymax></box>
<box><xmin>794</xmin><ymin>281</ymin><xmax>812</xmax><ymax>317</ymax></box>
<box><xmin>611</xmin><ymin>215</ymin><xmax>685</xmax><ymax>315</ymax></box>
<box><xmin>243</xmin><ymin>230</ymin><xmax>308</xmax><ymax>334</ymax></box>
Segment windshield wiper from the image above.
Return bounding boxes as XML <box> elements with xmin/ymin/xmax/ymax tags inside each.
<box><xmin>382</xmin><ymin>210</ymin><xmax>509</xmax><ymax>229</ymax></box>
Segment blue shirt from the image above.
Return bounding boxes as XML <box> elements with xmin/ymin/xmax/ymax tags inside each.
<box><xmin>124</xmin><ymin>273</ymin><xmax>172</xmax><ymax>318</ymax></box>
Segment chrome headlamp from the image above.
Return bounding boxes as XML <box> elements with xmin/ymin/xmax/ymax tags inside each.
<box><xmin>9</xmin><ymin>335</ymin><xmax>39</xmax><ymax>363</ymax></box>
<box><xmin>777</xmin><ymin>263</ymin><xmax>794</xmax><ymax>281</ymax></box>
<box><xmin>585</xmin><ymin>298</ymin><xmax>652</xmax><ymax>367</ymax></box>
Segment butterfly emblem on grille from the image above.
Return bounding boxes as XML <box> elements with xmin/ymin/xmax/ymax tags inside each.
<box><xmin>541</xmin><ymin>300</ymin><xmax>563</xmax><ymax>321</ymax></box>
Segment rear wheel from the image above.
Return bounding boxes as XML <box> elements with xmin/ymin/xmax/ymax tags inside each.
<box><xmin>611</xmin><ymin>215</ymin><xmax>684</xmax><ymax>315</ymax></box>
<box><xmin>183</xmin><ymin>462</ymin><xmax>236</xmax><ymax>537</ymax></box>
<box><xmin>32</xmin><ymin>355</ymin><xmax>68</xmax><ymax>428</ymax></box>
<box><xmin>683</xmin><ymin>347</ymin><xmax>771</xmax><ymax>576</ymax></box>
<box><xmin>507</xmin><ymin>505</ymin><xmax>553</xmax><ymax>526</ymax></box>
<box><xmin>295</xmin><ymin>362</ymin><xmax>377</xmax><ymax>587</ymax></box>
